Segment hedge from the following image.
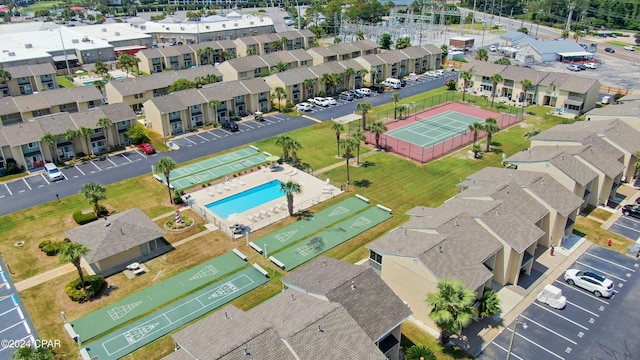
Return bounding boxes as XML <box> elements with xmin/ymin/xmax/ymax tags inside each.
<box><xmin>65</xmin><ymin>275</ymin><xmax>106</xmax><ymax>303</ymax></box>
<box><xmin>42</xmin><ymin>242</ymin><xmax>64</xmax><ymax>256</ymax></box>
<box><xmin>38</xmin><ymin>239</ymin><xmax>51</xmax><ymax>249</ymax></box>
<box><xmin>73</xmin><ymin>210</ymin><xmax>98</xmax><ymax>225</ymax></box>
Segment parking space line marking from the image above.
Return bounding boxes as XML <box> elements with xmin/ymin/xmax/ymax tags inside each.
<box><xmin>521</xmin><ymin>315</ymin><xmax>578</xmax><ymax>344</ymax></box>
<box><xmin>75</xmin><ymin>165</ymin><xmax>85</xmax><ymax>176</ymax></box>
<box><xmin>220</xmin><ymin>129</ymin><xmax>232</xmax><ymax>135</ymax></box>
<box><xmin>564</xmin><ymin>301</ymin><xmax>600</xmax><ymax>317</ymax></box>
<box><xmin>107</xmin><ymin>158</ymin><xmax>117</xmax><ymax>167</ymax></box>
<box><xmin>506</xmin><ymin>327</ymin><xmax>565</xmax><ymax>360</ymax></box>
<box><xmin>208</xmin><ymin>131</ymin><xmax>221</xmax><ymax>139</ymax></box>
<box><xmin>121</xmin><ymin>153</ymin><xmax>133</xmax><ymax>162</ymax></box>
<box><xmin>491</xmin><ymin>342</ymin><xmax>525</xmax><ymax>359</ymax></box>
<box><xmin>575</xmin><ymin>261</ymin><xmax>627</xmax><ymax>282</ymax></box>
<box><xmin>532</xmin><ymin>302</ymin><xmax>589</xmax><ymax>330</ymax></box>
<box><xmin>584</xmin><ymin>252</ymin><xmax>635</xmax><ymax>272</ymax></box>
<box><xmin>22</xmin><ymin>178</ymin><xmax>31</xmax><ymax>191</ymax></box>
<box><xmin>185</xmin><ymin>137</ymin><xmax>198</xmax><ymax>145</ymax></box>
<box><xmin>90</xmin><ymin>161</ymin><xmax>102</xmax><ymax>171</ymax></box>
<box><xmin>250</xmin><ymin>120</ymin><xmax>263</xmax><ymax>126</ymax></box>
<box><xmin>40</xmin><ymin>173</ymin><xmax>50</xmax><ymax>185</ymax></box>
<box><xmin>610</xmin><ymin>222</ymin><xmax>640</xmax><ymax>233</ymax></box>
<box><xmin>553</xmin><ymin>280</ymin><xmax>610</xmax><ymax>304</ymax></box>
<box><xmin>4</xmin><ymin>183</ymin><xmax>11</xmax><ymax>196</ymax></box>
<box><xmin>243</xmin><ymin>122</ymin><xmax>254</xmax><ymax>129</ymax></box>
<box><xmin>136</xmin><ymin>150</ymin><xmax>147</xmax><ymax>158</ymax></box>
<box><xmin>194</xmin><ymin>134</ymin><xmax>209</xmax><ymax>142</ymax></box>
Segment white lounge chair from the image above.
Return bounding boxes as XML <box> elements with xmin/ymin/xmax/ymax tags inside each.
<box><xmin>223</xmin><ymin>183</ymin><xmax>231</xmax><ymax>191</ymax></box>
<box><xmin>289</xmin><ymin>170</ymin><xmax>298</xmax><ymax>176</ymax></box>
<box><xmin>215</xmin><ymin>185</ymin><xmax>223</xmax><ymax>194</ymax></box>
<box><xmin>230</xmin><ymin>180</ymin><xmax>237</xmax><ymax>187</ymax></box>
<box><xmin>280</xmin><ymin>202</ymin><xmax>288</xmax><ymax>210</ymax></box>
<box><xmin>238</xmin><ymin>179</ymin><xmax>246</xmax><ymax>186</ymax></box>
<box><xmin>207</xmin><ymin>188</ymin><xmax>215</xmax><ymax>197</ymax></box>
<box><xmin>246</xmin><ymin>215</ymin><xmax>255</xmax><ymax>222</ymax></box>
<box><xmin>267</xmin><ymin>207</ymin><xmax>275</xmax><ymax>214</ymax></box>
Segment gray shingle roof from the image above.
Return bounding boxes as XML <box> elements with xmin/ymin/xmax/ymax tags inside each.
<box><xmin>65</xmin><ymin>208</ymin><xmax>165</xmax><ymax>263</ymax></box>
<box><xmin>357</xmin><ymin>53</ymin><xmax>386</xmax><ymax>66</ymax></box>
<box><xmin>477</xmin><ymin>213</ymin><xmax>544</xmax><ymax>253</ymax></box>
<box><xmin>266</xmin><ymin>67</ymin><xmax>316</xmax><ymax>86</ymax></box>
<box><xmin>2</xmin><ymin>63</ymin><xmax>56</xmax><ymax>77</ymax></box>
<box><xmin>0</xmin><ymin>96</ymin><xmax>21</xmax><ymax>116</ymax></box>
<box><xmin>239</xmin><ymin>77</ymin><xmax>272</xmax><ymax>94</ymax></box>
<box><xmin>288</xmin><ymin>48</ymin><xmax>313</xmax><ymax>62</ymax></box>
<box><xmin>223</xmin><ymin>55</ymin><xmax>269</xmax><ymax>72</ymax></box>
<box><xmin>506</xmin><ymin>147</ymin><xmax>598</xmax><ymax>186</ymax></box>
<box><xmin>2</xmin><ymin>120</ymin><xmax>44</xmax><ymax>146</ymax></box>
<box><xmin>571</xmin><ymin>142</ymin><xmax>624</xmax><ymax>178</ymax></box>
<box><xmin>586</xmin><ymin>101</ymin><xmax>640</xmax><ymax>117</ymax></box>
<box><xmin>37</xmin><ymin>113</ymin><xmax>75</xmax><ymax>136</ymax></box>
<box><xmin>108</xmin><ymin>66</ymin><xmax>223</xmax><ymax>96</ymax></box>
<box><xmin>375</xmin><ymin>50</ymin><xmax>410</xmax><ymax>64</ymax></box>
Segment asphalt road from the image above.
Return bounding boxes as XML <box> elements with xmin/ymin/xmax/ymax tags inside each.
<box><xmin>0</xmin><ymin>74</ymin><xmax>454</xmax><ymax>216</ymax></box>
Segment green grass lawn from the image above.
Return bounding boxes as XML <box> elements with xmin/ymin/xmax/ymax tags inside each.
<box><xmin>56</xmin><ymin>76</ymin><xmax>76</xmax><ymax>88</ymax></box>
<box><xmin>27</xmin><ymin>1</ymin><xmax>63</xmax><ymax>12</ymax></box>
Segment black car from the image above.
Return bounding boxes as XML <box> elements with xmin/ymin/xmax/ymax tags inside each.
<box><xmin>222</xmin><ymin>121</ymin><xmax>239</xmax><ymax>132</ymax></box>
<box><xmin>399</xmin><ymin>79</ymin><xmax>407</xmax><ymax>87</ymax></box>
<box><xmin>622</xmin><ymin>204</ymin><xmax>640</xmax><ymax>218</ymax></box>
<box><xmin>577</xmin><ymin>64</ymin><xmax>586</xmax><ymax>70</ymax></box>
<box><xmin>605</xmin><ymin>47</ymin><xmax>615</xmax><ymax>53</ymax></box>
<box><xmin>369</xmin><ymin>84</ymin><xmax>385</xmax><ymax>93</ymax></box>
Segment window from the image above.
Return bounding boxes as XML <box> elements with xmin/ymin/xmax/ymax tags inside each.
<box><xmin>369</xmin><ymin>250</ymin><xmax>382</xmax><ymax>265</ymax></box>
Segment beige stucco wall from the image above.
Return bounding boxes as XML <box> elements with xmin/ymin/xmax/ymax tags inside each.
<box><xmin>137</xmin><ymin>53</ymin><xmax>153</xmax><ymax>74</ymax></box>
<box><xmin>94</xmin><ymin>245</ymin><xmax>144</xmax><ymax>273</ymax></box>
<box><xmin>143</xmin><ymin>100</ymin><xmax>165</xmax><ymax>137</ymax></box>
<box><xmin>105</xmin><ymin>83</ymin><xmax>125</xmax><ymax>104</ymax></box>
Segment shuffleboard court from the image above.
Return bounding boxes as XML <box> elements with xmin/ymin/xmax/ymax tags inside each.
<box><xmin>71</xmin><ymin>252</ymin><xmax>246</xmax><ymax>341</ymax></box>
<box><xmin>168</xmin><ymin>147</ymin><xmax>259</xmax><ymax>180</ymax></box>
<box><xmin>171</xmin><ymin>153</ymin><xmax>269</xmax><ymax>191</ymax></box>
<box><xmin>83</xmin><ymin>267</ymin><xmax>268</xmax><ymax>360</ymax></box>
<box><xmin>386</xmin><ymin>110</ymin><xmax>484</xmax><ymax>148</ymax></box>
<box><xmin>250</xmin><ymin>197</ymin><xmax>370</xmax><ymax>254</ymax></box>
<box><xmin>272</xmin><ymin>207</ymin><xmax>392</xmax><ymax>271</ymax></box>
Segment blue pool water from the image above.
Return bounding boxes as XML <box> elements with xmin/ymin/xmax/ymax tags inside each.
<box><xmin>83</xmin><ymin>76</ymin><xmax>127</xmax><ymax>86</ymax></box>
<box><xmin>205</xmin><ymin>180</ymin><xmax>284</xmax><ymax>219</ymax></box>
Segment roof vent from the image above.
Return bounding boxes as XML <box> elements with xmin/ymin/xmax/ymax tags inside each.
<box><xmin>350</xmin><ymin>280</ymin><xmax>356</xmax><ymax>290</ymax></box>
<box><xmin>234</xmin><ymin>22</ymin><xmax>238</xmax><ymax>27</ymax></box>
<box><xmin>438</xmin><ymin>245</ymin><xmax>443</xmax><ymax>253</ymax></box>
<box><xmin>249</xmin><ymin>21</ymin><xmax>254</xmax><ymax>25</ymax></box>
<box><xmin>205</xmin><ymin>25</ymin><xmax>210</xmax><ymax>29</ymax></box>
<box><xmin>114</xmin><ymin>32</ymin><xmax>121</xmax><ymax>36</ymax></box>
<box><xmin>180</xmin><ymin>27</ymin><xmax>185</xmax><ymax>30</ymax></box>
<box><xmin>8</xmin><ymin>52</ymin><xmax>15</xmax><ymax>57</ymax></box>
<box><xmin>71</xmin><ymin>39</ymin><xmax>80</xmax><ymax>44</ymax></box>
<box><xmin>243</xmin><ymin>346</ymin><xmax>250</xmax><ymax>356</ymax></box>
<box><xmin>104</xmin><ymin>221</ymin><xmax>111</xmax><ymax>227</ymax></box>
<box><xmin>140</xmin><ymin>25</ymin><xmax>146</xmax><ymax>30</ymax></box>
<box><xmin>25</xmin><ymin>43</ymin><xmax>33</xmax><ymax>49</ymax></box>
<box><xmin>101</xmin><ymin>28</ymin><xmax>107</xmax><ymax>32</ymax></box>
<box><xmin>317</xmin><ymin>324</ymin><xmax>324</xmax><ymax>333</ymax></box>
<box><xmin>222</xmin><ymin>24</ymin><xmax>226</xmax><ymax>28</ymax></box>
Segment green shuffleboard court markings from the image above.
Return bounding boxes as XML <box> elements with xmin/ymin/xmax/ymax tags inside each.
<box><xmin>84</xmin><ymin>267</ymin><xmax>268</xmax><ymax>360</ymax></box>
<box><xmin>252</xmin><ymin>197</ymin><xmax>370</xmax><ymax>253</ymax></box>
<box><xmin>169</xmin><ymin>147</ymin><xmax>258</xmax><ymax>180</ymax></box>
<box><xmin>272</xmin><ymin>206</ymin><xmax>392</xmax><ymax>271</ymax></box>
<box><xmin>386</xmin><ymin>110</ymin><xmax>484</xmax><ymax>148</ymax></box>
<box><xmin>71</xmin><ymin>252</ymin><xmax>246</xmax><ymax>341</ymax></box>
<box><xmin>171</xmin><ymin>153</ymin><xmax>269</xmax><ymax>191</ymax></box>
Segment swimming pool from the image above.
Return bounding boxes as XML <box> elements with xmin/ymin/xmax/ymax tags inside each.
<box><xmin>205</xmin><ymin>180</ymin><xmax>285</xmax><ymax>219</ymax></box>
<box><xmin>83</xmin><ymin>76</ymin><xmax>127</xmax><ymax>86</ymax></box>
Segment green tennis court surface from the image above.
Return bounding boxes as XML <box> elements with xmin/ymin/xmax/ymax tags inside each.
<box><xmin>271</xmin><ymin>207</ymin><xmax>392</xmax><ymax>270</ymax></box>
<box><xmin>169</xmin><ymin>147</ymin><xmax>259</xmax><ymax>180</ymax></box>
<box><xmin>171</xmin><ymin>153</ymin><xmax>269</xmax><ymax>191</ymax></box>
<box><xmin>251</xmin><ymin>197</ymin><xmax>369</xmax><ymax>253</ymax></box>
<box><xmin>386</xmin><ymin>110</ymin><xmax>484</xmax><ymax>148</ymax></box>
<box><xmin>71</xmin><ymin>252</ymin><xmax>246</xmax><ymax>341</ymax></box>
<box><xmin>83</xmin><ymin>267</ymin><xmax>268</xmax><ymax>360</ymax></box>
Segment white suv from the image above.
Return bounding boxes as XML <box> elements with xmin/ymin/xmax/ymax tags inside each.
<box><xmin>564</xmin><ymin>269</ymin><xmax>614</xmax><ymax>297</ymax></box>
<box><xmin>624</xmin><ymin>45</ymin><xmax>635</xmax><ymax>51</ymax></box>
<box><xmin>295</xmin><ymin>102</ymin><xmax>313</xmax><ymax>112</ymax></box>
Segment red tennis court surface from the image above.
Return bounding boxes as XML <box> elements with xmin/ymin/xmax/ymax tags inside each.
<box><xmin>366</xmin><ymin>102</ymin><xmax>523</xmax><ymax>163</ymax></box>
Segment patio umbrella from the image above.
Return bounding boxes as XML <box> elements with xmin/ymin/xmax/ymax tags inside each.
<box><xmin>266</xmin><ymin>155</ymin><xmax>280</xmax><ymax>162</ymax></box>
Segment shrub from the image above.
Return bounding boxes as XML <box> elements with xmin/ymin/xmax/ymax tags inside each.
<box><xmin>173</xmin><ymin>195</ymin><xmax>184</xmax><ymax>204</ymax></box>
<box><xmin>98</xmin><ymin>205</ymin><xmax>108</xmax><ymax>216</ymax></box>
<box><xmin>65</xmin><ymin>275</ymin><xmax>106</xmax><ymax>302</ymax></box>
<box><xmin>38</xmin><ymin>239</ymin><xmax>52</xmax><ymax>249</ymax></box>
<box><xmin>73</xmin><ymin>210</ymin><xmax>98</xmax><ymax>225</ymax></box>
<box><xmin>42</xmin><ymin>242</ymin><xmax>64</xmax><ymax>256</ymax></box>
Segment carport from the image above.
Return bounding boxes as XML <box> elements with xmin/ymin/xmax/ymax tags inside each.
<box><xmin>557</xmin><ymin>51</ymin><xmax>594</xmax><ymax>62</ymax></box>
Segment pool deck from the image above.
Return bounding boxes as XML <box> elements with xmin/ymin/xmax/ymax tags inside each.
<box><xmin>185</xmin><ymin>164</ymin><xmax>342</xmax><ymax>237</ymax></box>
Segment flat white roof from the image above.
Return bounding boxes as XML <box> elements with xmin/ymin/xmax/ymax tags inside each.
<box><xmin>557</xmin><ymin>51</ymin><xmax>592</xmax><ymax>57</ymax></box>
<box><xmin>73</xmin><ymin>23</ymin><xmax>152</xmax><ymax>42</ymax></box>
<box><xmin>450</xmin><ymin>36</ymin><xmax>474</xmax><ymax>41</ymax></box>
<box><xmin>134</xmin><ymin>15</ymin><xmax>273</xmax><ymax>35</ymax></box>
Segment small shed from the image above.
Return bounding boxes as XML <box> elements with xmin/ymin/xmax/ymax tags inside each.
<box><xmin>449</xmin><ymin>36</ymin><xmax>475</xmax><ymax>51</ymax></box>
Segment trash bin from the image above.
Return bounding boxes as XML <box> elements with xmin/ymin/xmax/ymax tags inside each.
<box><xmin>626</xmin><ymin>245</ymin><xmax>639</xmax><ymax>258</ymax></box>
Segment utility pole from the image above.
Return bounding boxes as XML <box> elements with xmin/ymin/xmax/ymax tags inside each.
<box><xmin>566</xmin><ymin>2</ymin><xmax>575</xmax><ymax>31</ymax></box>
<box><xmin>471</xmin><ymin>0</ymin><xmax>476</xmax><ymax>30</ymax></box>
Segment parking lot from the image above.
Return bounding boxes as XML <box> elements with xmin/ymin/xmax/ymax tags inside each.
<box><xmin>608</xmin><ymin>212</ymin><xmax>640</xmax><ymax>244</ymax></box>
<box><xmin>479</xmin><ymin>245</ymin><xmax>640</xmax><ymax>360</ymax></box>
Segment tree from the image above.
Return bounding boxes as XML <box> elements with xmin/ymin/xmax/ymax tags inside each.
<box><xmin>280</xmin><ymin>180</ymin><xmax>301</xmax><ymax>216</ymax></box>
<box><xmin>168</xmin><ymin>78</ymin><xmax>197</xmax><ymax>93</ymax></box>
<box><xmin>93</xmin><ymin>79</ymin><xmax>107</xmax><ymax>94</ymax></box>
<box><xmin>330</xmin><ymin>73</ymin><xmax>343</xmax><ymax>94</ymax></box>
<box><xmin>303</xmin><ymin>78</ymin><xmax>316</xmax><ymax>98</ymax></box>
<box><xmin>517</xmin><ymin>27</ymin><xmax>529</xmax><ymax>34</ymax></box>
<box><xmin>633</xmin><ymin>150</ymin><xmax>640</xmax><ymax>187</ymax></box>
<box><xmin>13</xmin><ymin>345</ymin><xmax>56</xmax><ymax>360</ymax></box>
<box><xmin>78</xmin><ymin>127</ymin><xmax>94</xmax><ymax>156</ymax></box>
<box><xmin>94</xmin><ymin>61</ymin><xmax>110</xmax><ymax>77</ymax></box>
<box><xmin>96</xmin><ymin>117</ymin><xmax>113</xmax><ymax>150</ymax></box>
<box><xmin>352</xmin><ymin>128</ymin><xmax>366</xmax><ymax>166</ymax></box>
<box><xmin>573</xmin><ymin>31</ymin><xmax>585</xmax><ymax>43</ymax></box>
<box><xmin>41</xmin><ymin>132</ymin><xmax>60</xmax><ymax>163</ymax></box>
<box><xmin>468</xmin><ymin>122</ymin><xmax>483</xmax><ymax>144</ymax></box>
<box><xmin>271</xmin><ymin>61</ymin><xmax>288</xmax><ymax>74</ymax></box>
<box><xmin>494</xmin><ymin>57</ymin><xmax>511</xmax><ymax>65</ymax></box>
<box><xmin>445</xmin><ymin>78</ymin><xmax>457</xmax><ymax>90</ymax></box>
<box><xmin>0</xmin><ymin>68</ymin><xmax>11</xmax><ymax>84</ymax></box>
<box><xmin>426</xmin><ymin>279</ymin><xmax>476</xmax><ymax>344</ymax></box>
<box><xmin>279</xmin><ymin>36</ymin><xmax>289</xmax><ymax>51</ymax></box>
<box><xmin>275</xmin><ymin>135</ymin><xmax>292</xmax><ymax>161</ymax></box>
<box><xmin>80</xmin><ymin>182</ymin><xmax>106</xmax><ymax>215</ymax></box>
<box><xmin>520</xmin><ymin>78</ymin><xmax>533</xmax><ymax>107</ymax></box>
<box><xmin>63</xmin><ymin>129</ymin><xmax>78</xmax><ymax>155</ymax></box>
<box><xmin>475</xmin><ymin>48</ymin><xmax>489</xmax><ymax>61</ymax></box>
<box><xmin>289</xmin><ymin>139</ymin><xmax>303</xmax><ymax>165</ymax></box>
<box><xmin>392</xmin><ymin>92</ymin><xmax>401</xmax><ymax>119</ymax></box>
<box><xmin>118</xmin><ymin>53</ymin><xmax>134</xmax><ymax>76</ymax></box>
<box><xmin>331</xmin><ymin>122</ymin><xmax>345</xmax><ymax>157</ymax></box>
<box><xmin>472</xmin><ymin>143</ymin><xmax>483</xmax><ymax>159</ymax></box>
<box><xmin>380</xmin><ymin>33</ymin><xmax>392</xmax><ymax>50</ymax></box>
<box><xmin>356</xmin><ymin>30</ymin><xmax>364</xmax><ymax>41</ymax></box>
<box><xmin>344</xmin><ymin>67</ymin><xmax>355</xmax><ymax>90</ymax></box>
<box><xmin>460</xmin><ymin>70</ymin><xmax>473</xmax><ymax>102</ymax></box>
<box><xmin>156</xmin><ymin>157</ymin><xmax>177</xmax><ymax>204</ymax></box>
<box><xmin>489</xmin><ymin>73</ymin><xmax>503</xmax><ymax>108</ymax></box>
<box><xmin>272</xmin><ymin>87</ymin><xmax>286</xmax><ymax>111</ymax></box>
<box><xmin>483</xmin><ymin>117</ymin><xmax>500</xmax><ymax>152</ymax></box>
<box><xmin>58</xmin><ymin>243</ymin><xmax>90</xmax><ymax>291</ymax></box>
<box><xmin>395</xmin><ymin>36</ymin><xmax>411</xmax><ymax>49</ymax></box>
<box><xmin>405</xmin><ymin>345</ymin><xmax>436</xmax><ymax>360</ymax></box>
<box><xmin>340</xmin><ymin>136</ymin><xmax>359</xmax><ymax>188</ymax></box>
<box><xmin>440</xmin><ymin>44</ymin><xmax>449</xmax><ymax>60</ymax></box>
<box><xmin>478</xmin><ymin>289</ymin><xmax>502</xmax><ymax>318</ymax></box>
<box><xmin>320</xmin><ymin>73</ymin><xmax>333</xmax><ymax>95</ymax></box>
<box><xmin>562</xmin><ymin>29</ymin><xmax>570</xmax><ymax>39</ymax></box>
<box><xmin>523</xmin><ymin>128</ymin><xmax>540</xmax><ymax>141</ymax></box>
<box><xmin>370</xmin><ymin>121</ymin><xmax>387</xmax><ymax>149</ymax></box>
<box><xmin>208</xmin><ymin>99</ymin><xmax>222</xmax><ymax>125</ymax></box>
<box><xmin>358</xmin><ymin>68</ymin><xmax>369</xmax><ymax>86</ymax></box>
<box><xmin>356</xmin><ymin>102</ymin><xmax>372</xmax><ymax>130</ymax></box>
<box><xmin>197</xmin><ymin>46</ymin><xmax>214</xmax><ymax>65</ymax></box>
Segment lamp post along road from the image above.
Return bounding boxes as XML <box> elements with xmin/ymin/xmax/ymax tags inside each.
<box><xmin>506</xmin><ymin>319</ymin><xmax>527</xmax><ymax>360</ymax></box>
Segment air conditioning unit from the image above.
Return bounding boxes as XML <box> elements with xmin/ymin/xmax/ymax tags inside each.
<box><xmin>234</xmin><ymin>23</ymin><xmax>238</xmax><ymax>27</ymax></box>
<box><xmin>114</xmin><ymin>32</ymin><xmax>121</xmax><ymax>36</ymax></box>
<box><xmin>250</xmin><ymin>21</ymin><xmax>254</xmax><ymax>25</ymax></box>
<box><xmin>101</xmin><ymin>28</ymin><xmax>107</xmax><ymax>32</ymax></box>
<box><xmin>140</xmin><ymin>25</ymin><xmax>146</xmax><ymax>30</ymax></box>
<box><xmin>71</xmin><ymin>39</ymin><xmax>80</xmax><ymax>44</ymax></box>
<box><xmin>222</xmin><ymin>24</ymin><xmax>226</xmax><ymax>28</ymax></box>
<box><xmin>25</xmin><ymin>44</ymin><xmax>33</xmax><ymax>49</ymax></box>
<box><xmin>180</xmin><ymin>27</ymin><xmax>185</xmax><ymax>30</ymax></box>
<box><xmin>8</xmin><ymin>52</ymin><xmax>15</xmax><ymax>56</ymax></box>
<box><xmin>205</xmin><ymin>25</ymin><xmax>210</xmax><ymax>29</ymax></box>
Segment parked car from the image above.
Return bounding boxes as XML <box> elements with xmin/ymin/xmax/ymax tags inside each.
<box><xmin>338</xmin><ymin>92</ymin><xmax>355</xmax><ymax>101</ymax></box>
<box><xmin>564</xmin><ymin>269</ymin><xmax>614</xmax><ymax>298</ymax></box>
<box><xmin>295</xmin><ymin>102</ymin><xmax>313</xmax><ymax>111</ymax></box>
<box><xmin>44</xmin><ymin>163</ymin><xmax>64</xmax><ymax>182</ymax></box>
<box><xmin>348</xmin><ymin>89</ymin><xmax>364</xmax><ymax>99</ymax></box>
<box><xmin>324</xmin><ymin>97</ymin><xmax>337</xmax><ymax>105</ymax></box>
<box><xmin>622</xmin><ymin>204</ymin><xmax>640</xmax><ymax>218</ymax></box>
<box><xmin>311</xmin><ymin>97</ymin><xmax>330</xmax><ymax>106</ymax></box>
<box><xmin>584</xmin><ymin>62</ymin><xmax>597</xmax><ymax>69</ymax></box>
<box><xmin>489</xmin><ymin>45</ymin><xmax>498</xmax><ymax>52</ymax></box>
<box><xmin>253</xmin><ymin>111</ymin><xmax>264</xmax><ymax>121</ymax></box>
<box><xmin>624</xmin><ymin>45</ymin><xmax>635</xmax><ymax>51</ymax></box>
<box><xmin>369</xmin><ymin>84</ymin><xmax>385</xmax><ymax>93</ymax></box>
<box><xmin>397</xmin><ymin>78</ymin><xmax>407</xmax><ymax>87</ymax></box>
<box><xmin>577</xmin><ymin>64</ymin><xmax>586</xmax><ymax>70</ymax></box>
<box><xmin>137</xmin><ymin>143</ymin><xmax>156</xmax><ymax>155</ymax></box>
<box><xmin>604</xmin><ymin>47</ymin><xmax>615</xmax><ymax>53</ymax></box>
<box><xmin>358</xmin><ymin>88</ymin><xmax>372</xmax><ymax>96</ymax></box>
<box><xmin>222</xmin><ymin>121</ymin><xmax>239</xmax><ymax>132</ymax></box>
<box><xmin>434</xmin><ymin>70</ymin><xmax>445</xmax><ymax>77</ymax></box>
<box><xmin>284</xmin><ymin>19</ymin><xmax>295</xmax><ymax>26</ymax></box>
<box><xmin>567</xmin><ymin>64</ymin><xmax>581</xmax><ymax>71</ymax></box>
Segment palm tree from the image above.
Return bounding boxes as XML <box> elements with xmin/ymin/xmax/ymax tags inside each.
<box><xmin>280</xmin><ymin>180</ymin><xmax>301</xmax><ymax>216</ymax></box>
<box><xmin>78</xmin><ymin>127</ymin><xmax>94</xmax><ymax>156</ymax></box>
<box><xmin>357</xmin><ymin>68</ymin><xmax>369</xmax><ymax>86</ymax></box>
<box><xmin>392</xmin><ymin>92</ymin><xmax>401</xmax><ymax>119</ymax></box>
<box><xmin>370</xmin><ymin>121</ymin><xmax>387</xmax><ymax>149</ymax></box>
<box><xmin>520</xmin><ymin>78</ymin><xmax>533</xmax><ymax>107</ymax></box>
<box><xmin>0</xmin><ymin>68</ymin><xmax>12</xmax><ymax>84</ymax></box>
<box><xmin>156</xmin><ymin>157</ymin><xmax>177</xmax><ymax>203</ymax></box>
<box><xmin>271</xmin><ymin>61</ymin><xmax>289</xmax><ymax>74</ymax></box>
<box><xmin>340</xmin><ymin>136</ymin><xmax>359</xmax><ymax>189</ymax></box>
<box><xmin>58</xmin><ymin>242</ymin><xmax>90</xmax><ymax>291</ymax></box>
<box><xmin>118</xmin><ymin>53</ymin><xmax>133</xmax><ymax>77</ymax></box>
<box><xmin>289</xmin><ymin>139</ymin><xmax>302</xmax><ymax>164</ymax></box>
<box><xmin>221</xmin><ymin>51</ymin><xmax>236</xmax><ymax>61</ymax></box>
<box><xmin>330</xmin><ymin>73</ymin><xmax>343</xmax><ymax>94</ymax></box>
<box><xmin>475</xmin><ymin>48</ymin><xmax>489</xmax><ymax>61</ymax></box>
<box><xmin>468</xmin><ymin>122</ymin><xmax>483</xmax><ymax>144</ymax></box>
<box><xmin>272</xmin><ymin>87</ymin><xmax>286</xmax><ymax>112</ymax></box>
<box><xmin>208</xmin><ymin>99</ymin><xmax>222</xmax><ymax>125</ymax></box>
<box><xmin>405</xmin><ymin>345</ymin><xmax>436</xmax><ymax>360</ymax></box>
<box><xmin>460</xmin><ymin>70</ymin><xmax>473</xmax><ymax>102</ymax></box>
<box><xmin>331</xmin><ymin>122</ymin><xmax>344</xmax><ymax>157</ymax></box>
<box><xmin>489</xmin><ymin>73</ymin><xmax>503</xmax><ymax>108</ymax></box>
<box><xmin>80</xmin><ymin>182</ymin><xmax>106</xmax><ymax>215</ymax></box>
<box><xmin>478</xmin><ymin>289</ymin><xmax>502</xmax><ymax>318</ymax></box>
<box><xmin>472</xmin><ymin>143</ymin><xmax>483</xmax><ymax>159</ymax></box>
<box><xmin>356</xmin><ymin>30</ymin><xmax>365</xmax><ymax>41</ymax></box>
<box><xmin>483</xmin><ymin>118</ymin><xmax>500</xmax><ymax>152</ymax></box>
<box><xmin>356</xmin><ymin>102</ymin><xmax>372</xmax><ymax>131</ymax></box>
<box><xmin>320</xmin><ymin>73</ymin><xmax>333</xmax><ymax>95</ymax></box>
<box><xmin>275</xmin><ymin>135</ymin><xmax>292</xmax><ymax>161</ymax></box>
<box><xmin>633</xmin><ymin>151</ymin><xmax>640</xmax><ymax>187</ymax></box>
<box><xmin>352</xmin><ymin>128</ymin><xmax>366</xmax><ymax>166</ymax></box>
<box><xmin>13</xmin><ymin>345</ymin><xmax>56</xmax><ymax>360</ymax></box>
<box><xmin>93</xmin><ymin>79</ymin><xmax>107</xmax><ymax>95</ymax></box>
<box><xmin>573</xmin><ymin>31</ymin><xmax>585</xmax><ymax>43</ymax></box>
<box><xmin>344</xmin><ymin>67</ymin><xmax>355</xmax><ymax>90</ymax></box>
<box><xmin>96</xmin><ymin>117</ymin><xmax>113</xmax><ymax>151</ymax></box>
<box><xmin>561</xmin><ymin>29</ymin><xmax>570</xmax><ymax>39</ymax></box>
<box><xmin>523</xmin><ymin>128</ymin><xmax>541</xmax><ymax>141</ymax></box>
<box><xmin>426</xmin><ymin>279</ymin><xmax>476</xmax><ymax>344</ymax></box>
<box><xmin>94</xmin><ymin>61</ymin><xmax>109</xmax><ymax>77</ymax></box>
<box><xmin>63</xmin><ymin>129</ymin><xmax>78</xmax><ymax>156</ymax></box>
<box><xmin>303</xmin><ymin>78</ymin><xmax>316</xmax><ymax>98</ymax></box>
<box><xmin>40</xmin><ymin>132</ymin><xmax>60</xmax><ymax>163</ymax></box>
<box><xmin>279</xmin><ymin>36</ymin><xmax>289</xmax><ymax>51</ymax></box>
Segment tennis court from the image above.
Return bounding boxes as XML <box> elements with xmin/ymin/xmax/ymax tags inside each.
<box><xmin>249</xmin><ymin>197</ymin><xmax>369</xmax><ymax>254</ymax></box>
<box><xmin>71</xmin><ymin>252</ymin><xmax>246</xmax><ymax>341</ymax></box>
<box><xmin>386</xmin><ymin>110</ymin><xmax>484</xmax><ymax>148</ymax></box>
<box><xmin>170</xmin><ymin>153</ymin><xmax>269</xmax><ymax>191</ymax></box>
<box><xmin>168</xmin><ymin>147</ymin><xmax>259</xmax><ymax>180</ymax></box>
<box><xmin>269</xmin><ymin>206</ymin><xmax>392</xmax><ymax>271</ymax></box>
<box><xmin>82</xmin><ymin>267</ymin><xmax>268</xmax><ymax>360</ymax></box>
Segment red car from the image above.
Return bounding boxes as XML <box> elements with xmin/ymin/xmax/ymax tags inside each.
<box><xmin>137</xmin><ymin>143</ymin><xmax>156</xmax><ymax>155</ymax></box>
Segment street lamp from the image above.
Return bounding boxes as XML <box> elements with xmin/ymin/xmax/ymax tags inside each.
<box><xmin>506</xmin><ymin>318</ymin><xmax>527</xmax><ymax>360</ymax></box>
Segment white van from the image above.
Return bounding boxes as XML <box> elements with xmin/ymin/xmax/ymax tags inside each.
<box><xmin>383</xmin><ymin>78</ymin><xmax>402</xmax><ymax>89</ymax></box>
<box><xmin>44</xmin><ymin>163</ymin><xmax>64</xmax><ymax>182</ymax></box>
